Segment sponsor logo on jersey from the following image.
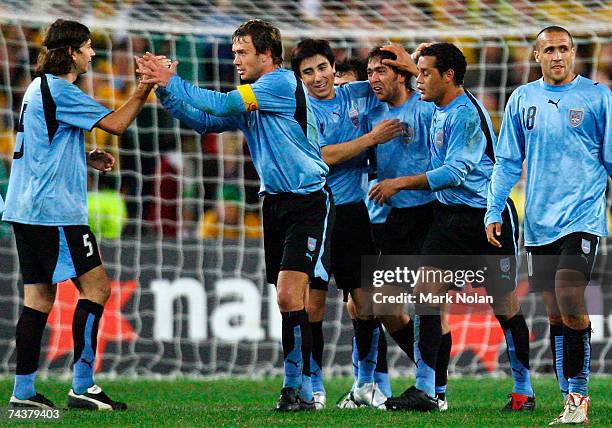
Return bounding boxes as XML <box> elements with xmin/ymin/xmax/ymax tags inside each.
<box><xmin>435</xmin><ymin>130</ymin><xmax>444</xmax><ymax>148</ymax></box>
<box><xmin>402</xmin><ymin>124</ymin><xmax>415</xmax><ymax>145</ymax></box>
<box><xmin>348</xmin><ymin>106</ymin><xmax>359</xmax><ymax>127</ymax></box>
<box><xmin>569</xmin><ymin>108</ymin><xmax>584</xmax><ymax>127</ymax></box>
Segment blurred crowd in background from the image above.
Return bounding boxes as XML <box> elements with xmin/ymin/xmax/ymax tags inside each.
<box><xmin>0</xmin><ymin>14</ymin><xmax>609</xmax><ymax>241</ymax></box>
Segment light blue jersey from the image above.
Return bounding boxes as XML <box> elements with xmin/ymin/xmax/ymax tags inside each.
<box><xmin>486</xmin><ymin>76</ymin><xmax>611</xmax><ymax>246</ymax></box>
<box><xmin>425</xmin><ymin>91</ymin><xmax>496</xmax><ymax>208</ymax></box>
<box><xmin>369</xmin><ymin>91</ymin><xmax>436</xmax><ymax>208</ymax></box>
<box><xmin>3</xmin><ymin>74</ymin><xmax>112</xmax><ymax>225</ymax></box>
<box><xmin>366</xmin><ymin>179</ymin><xmax>390</xmax><ymax>224</ymax></box>
<box><xmin>163</xmin><ymin>68</ymin><xmax>328</xmax><ymax>195</ymax></box>
<box><xmin>310</xmin><ymin>81</ymin><xmax>379</xmax><ymax>205</ymax></box>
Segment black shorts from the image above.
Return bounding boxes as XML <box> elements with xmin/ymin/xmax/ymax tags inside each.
<box><xmin>526</xmin><ymin>232</ymin><xmax>600</xmax><ymax>292</ymax></box>
<box><xmin>12</xmin><ymin>223</ymin><xmax>102</xmax><ymax>285</ymax></box>
<box><xmin>262</xmin><ymin>187</ymin><xmax>335</xmax><ymax>285</ymax></box>
<box><xmin>382</xmin><ymin>202</ymin><xmax>436</xmax><ymax>255</ymax></box>
<box><xmin>311</xmin><ymin>200</ymin><xmax>376</xmax><ymax>299</ymax></box>
<box><xmin>371</xmin><ymin>222</ymin><xmax>386</xmax><ymax>254</ymax></box>
<box><xmin>420</xmin><ymin>199</ymin><xmax>519</xmax><ymax>296</ymax></box>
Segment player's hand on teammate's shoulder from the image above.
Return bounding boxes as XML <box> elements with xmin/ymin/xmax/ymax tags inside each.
<box><xmin>368</xmin><ymin>178</ymin><xmax>400</xmax><ymax>205</ymax></box>
<box><xmin>87</xmin><ymin>149</ymin><xmax>115</xmax><ymax>172</ymax></box>
<box><xmin>370</xmin><ymin>119</ymin><xmax>404</xmax><ymax>146</ymax></box>
<box><xmin>135</xmin><ymin>51</ymin><xmax>179</xmax><ymax>87</ymax></box>
<box><xmin>485</xmin><ymin>223</ymin><xmax>503</xmax><ymax>248</ymax></box>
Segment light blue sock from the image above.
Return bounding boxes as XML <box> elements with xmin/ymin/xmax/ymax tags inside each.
<box><xmin>310</xmin><ymin>355</ymin><xmax>324</xmax><ymax>393</ymax></box>
<box><xmin>352</xmin><ymin>336</ymin><xmax>358</xmax><ymax>381</ymax></box>
<box><xmin>72</xmin><ymin>313</ymin><xmax>97</xmax><ymax>394</ymax></box>
<box><xmin>554</xmin><ymin>335</ymin><xmax>569</xmax><ymax>399</ymax></box>
<box><xmin>504</xmin><ymin>329</ymin><xmax>534</xmax><ymax>397</ymax></box>
<box><xmin>13</xmin><ymin>372</ymin><xmax>37</xmax><ymax>400</ymax></box>
<box><xmin>300</xmin><ymin>374</ymin><xmax>313</xmax><ymax>401</ymax></box>
<box><xmin>414</xmin><ymin>315</ymin><xmax>436</xmax><ymax>398</ymax></box>
<box><xmin>435</xmin><ymin>384</ymin><xmax>447</xmax><ymax>396</ymax></box>
<box><xmin>357</xmin><ymin>326</ymin><xmax>379</xmax><ymax>386</ymax></box>
<box><xmin>567</xmin><ymin>330</ymin><xmax>590</xmax><ymax>397</ymax></box>
<box><xmin>283</xmin><ymin>325</ymin><xmax>303</xmax><ymax>389</ymax></box>
<box><xmin>374</xmin><ymin>371</ymin><xmax>392</xmax><ymax>397</ymax></box>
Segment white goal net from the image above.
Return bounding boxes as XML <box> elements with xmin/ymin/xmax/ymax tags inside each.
<box><xmin>0</xmin><ymin>0</ymin><xmax>610</xmax><ymax>379</ymax></box>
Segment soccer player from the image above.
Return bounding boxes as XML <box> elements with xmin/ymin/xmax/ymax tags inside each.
<box><xmin>365</xmin><ymin>46</ymin><xmax>451</xmax><ymax>411</ymax></box>
<box><xmin>2</xmin><ymin>19</ymin><xmax>154</xmax><ymax>410</ymax></box>
<box><xmin>332</xmin><ymin>54</ymin><xmax>395</xmax><ymax>407</ymax></box>
<box><xmin>334</xmin><ymin>58</ymin><xmax>368</xmax><ymax>85</ymax></box>
<box><xmin>370</xmin><ymin>43</ymin><xmax>534</xmax><ymax>411</ymax></box>
<box><xmin>485</xmin><ymin>26</ymin><xmax>611</xmax><ymax>425</ymax></box>
<box><xmin>137</xmin><ymin>20</ymin><xmax>333</xmax><ymax>412</ymax></box>
<box><xmin>291</xmin><ymin>39</ymin><xmax>402</xmax><ymax>408</ymax></box>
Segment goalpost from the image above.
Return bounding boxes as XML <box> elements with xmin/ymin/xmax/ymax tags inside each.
<box><xmin>0</xmin><ymin>0</ymin><xmax>610</xmax><ymax>379</ymax></box>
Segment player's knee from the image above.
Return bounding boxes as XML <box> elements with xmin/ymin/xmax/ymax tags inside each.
<box><xmin>548</xmin><ymin>315</ymin><xmax>564</xmax><ymax>326</ymax></box>
<box><xmin>277</xmin><ymin>288</ymin><xmax>302</xmax><ymax>312</ymax></box>
<box><xmin>102</xmin><ymin>284</ymin><xmax>112</xmax><ymax>303</ymax></box>
<box><xmin>561</xmin><ymin>314</ymin><xmax>590</xmax><ymax>330</ymax></box>
<box><xmin>80</xmin><ymin>278</ymin><xmax>111</xmax><ymax>305</ymax></box>
<box><xmin>94</xmin><ymin>281</ymin><xmax>111</xmax><ymax>304</ymax></box>
<box><xmin>346</xmin><ymin>299</ymin><xmax>357</xmax><ymax>319</ymax></box>
<box><xmin>306</xmin><ymin>300</ymin><xmax>325</xmax><ymax>321</ymax></box>
<box><xmin>556</xmin><ymin>289</ymin><xmax>586</xmax><ymax>316</ymax></box>
<box><xmin>350</xmin><ymin>299</ymin><xmax>365</xmax><ymax>317</ymax></box>
<box><xmin>24</xmin><ymin>285</ymin><xmax>57</xmax><ymax>313</ymax></box>
<box><xmin>491</xmin><ymin>291</ymin><xmax>519</xmax><ymax>320</ymax></box>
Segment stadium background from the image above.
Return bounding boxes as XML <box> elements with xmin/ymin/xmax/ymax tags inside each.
<box><xmin>0</xmin><ymin>0</ymin><xmax>610</xmax><ymax>383</ymax></box>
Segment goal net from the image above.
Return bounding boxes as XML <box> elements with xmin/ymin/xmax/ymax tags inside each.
<box><xmin>0</xmin><ymin>0</ymin><xmax>610</xmax><ymax>380</ymax></box>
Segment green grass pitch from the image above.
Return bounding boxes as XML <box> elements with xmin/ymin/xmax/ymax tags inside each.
<box><xmin>0</xmin><ymin>377</ymin><xmax>610</xmax><ymax>427</ymax></box>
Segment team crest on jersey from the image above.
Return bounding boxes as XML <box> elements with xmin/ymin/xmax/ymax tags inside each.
<box><xmin>569</xmin><ymin>108</ymin><xmax>584</xmax><ymax>127</ymax></box>
<box><xmin>435</xmin><ymin>130</ymin><xmax>444</xmax><ymax>148</ymax></box>
<box><xmin>581</xmin><ymin>238</ymin><xmax>591</xmax><ymax>255</ymax></box>
<box><xmin>308</xmin><ymin>237</ymin><xmax>317</xmax><ymax>252</ymax></box>
<box><xmin>348</xmin><ymin>106</ymin><xmax>360</xmax><ymax>127</ymax></box>
<box><xmin>402</xmin><ymin>124</ymin><xmax>415</xmax><ymax>145</ymax></box>
<box><xmin>500</xmin><ymin>257</ymin><xmax>511</xmax><ymax>273</ymax></box>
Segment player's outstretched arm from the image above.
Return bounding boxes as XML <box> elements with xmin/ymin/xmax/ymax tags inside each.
<box><xmin>322</xmin><ymin>119</ymin><xmax>403</xmax><ymax>165</ymax></box>
<box><xmin>156</xmin><ymin>87</ymin><xmax>239</xmax><ymax>134</ymax></box>
<box><xmin>137</xmin><ymin>53</ymin><xmax>246</xmax><ymax>117</ymax></box>
<box><xmin>368</xmin><ymin>173</ymin><xmax>430</xmax><ymax>205</ymax></box>
<box><xmin>96</xmin><ymin>80</ymin><xmax>155</xmax><ymax>135</ymax></box>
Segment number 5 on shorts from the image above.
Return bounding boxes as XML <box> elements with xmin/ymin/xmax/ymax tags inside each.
<box><xmin>83</xmin><ymin>234</ymin><xmax>93</xmax><ymax>257</ymax></box>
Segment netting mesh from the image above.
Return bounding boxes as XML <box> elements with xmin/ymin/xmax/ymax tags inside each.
<box><xmin>0</xmin><ymin>0</ymin><xmax>610</xmax><ymax>379</ymax></box>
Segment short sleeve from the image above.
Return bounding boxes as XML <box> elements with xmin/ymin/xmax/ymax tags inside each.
<box><xmin>54</xmin><ymin>81</ymin><xmax>112</xmax><ymax>131</ymax></box>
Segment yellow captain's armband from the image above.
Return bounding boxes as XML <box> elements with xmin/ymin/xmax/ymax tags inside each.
<box><xmin>237</xmin><ymin>84</ymin><xmax>259</xmax><ymax>112</ymax></box>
